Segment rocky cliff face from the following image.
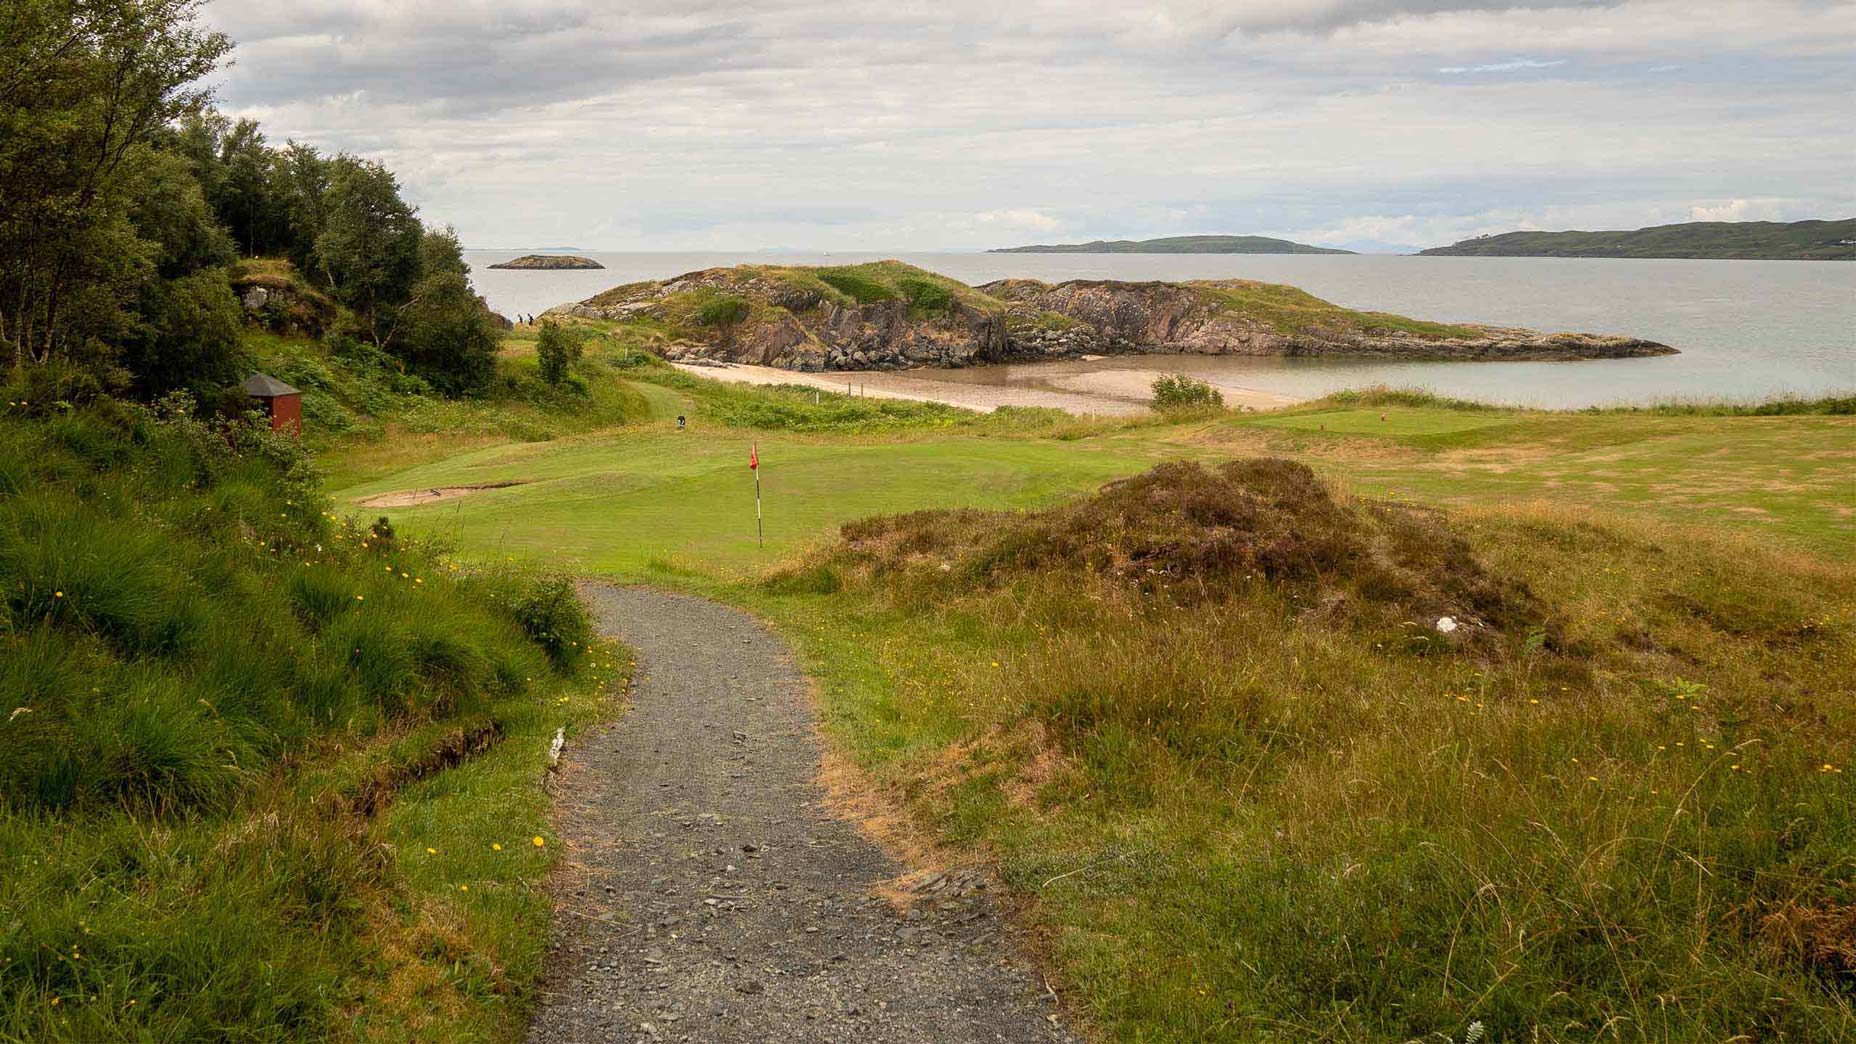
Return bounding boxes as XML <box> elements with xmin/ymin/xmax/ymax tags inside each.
<box><xmin>548</xmin><ymin>263</ymin><xmax>1674</xmax><ymax>372</ymax></box>
<box><xmin>982</xmin><ymin>279</ymin><xmax>1677</xmax><ymax>361</ymax></box>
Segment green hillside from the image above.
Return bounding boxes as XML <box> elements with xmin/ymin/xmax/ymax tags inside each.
<box><xmin>0</xmin><ymin>399</ymin><xmax>620</xmax><ymax>1042</ymax></box>
<box><xmin>1420</xmin><ymin>219</ymin><xmax>1856</xmax><ymax>259</ymax></box>
<box><xmin>990</xmin><ymin>234</ymin><xmax>1352</xmax><ymax>254</ymax></box>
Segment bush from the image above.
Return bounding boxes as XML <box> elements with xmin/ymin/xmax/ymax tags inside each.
<box><xmin>535</xmin><ymin>321</ymin><xmax>585</xmax><ymax>386</ymax></box>
<box><xmin>495</xmin><ymin>573</ymin><xmax>592</xmax><ymax>672</ymax></box>
<box><xmin>393</xmin><ymin>270</ymin><xmax>502</xmax><ymax>397</ymax></box>
<box><xmin>897</xmin><ymin>275</ymin><xmax>954</xmax><ymax>314</ymax></box>
<box><xmin>695</xmin><ymin>295</ymin><xmax>750</xmax><ymax>328</ymax></box>
<box><xmin>816</xmin><ymin>270</ymin><xmax>896</xmax><ymax>305</ymax></box>
<box><xmin>1151</xmin><ymin>373</ymin><xmax>1224</xmax><ymax>410</ymax></box>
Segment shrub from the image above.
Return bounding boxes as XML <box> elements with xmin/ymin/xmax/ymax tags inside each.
<box><xmin>535</xmin><ymin>320</ymin><xmax>584</xmax><ymax>385</ymax></box>
<box><xmin>816</xmin><ymin>270</ymin><xmax>896</xmax><ymax>305</ymax></box>
<box><xmin>498</xmin><ymin>574</ymin><xmax>592</xmax><ymax>672</ymax></box>
<box><xmin>897</xmin><ymin>275</ymin><xmax>954</xmax><ymax>314</ymax></box>
<box><xmin>695</xmin><ymin>295</ymin><xmax>750</xmax><ymax>328</ymax></box>
<box><xmin>1150</xmin><ymin>373</ymin><xmax>1224</xmax><ymax>410</ymax></box>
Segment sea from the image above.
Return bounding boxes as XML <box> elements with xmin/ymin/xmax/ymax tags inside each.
<box><xmin>465</xmin><ymin>250</ymin><xmax>1855</xmax><ymax>409</ymax></box>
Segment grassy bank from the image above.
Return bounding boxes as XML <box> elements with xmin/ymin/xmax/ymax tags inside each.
<box><xmin>0</xmin><ymin>400</ymin><xmax>622</xmax><ymax>1042</ymax></box>
<box><xmin>738</xmin><ymin>464</ymin><xmax>1853</xmax><ymax>1040</ymax></box>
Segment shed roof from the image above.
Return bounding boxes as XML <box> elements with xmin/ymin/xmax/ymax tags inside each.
<box><xmin>241</xmin><ymin>372</ymin><xmax>299</xmax><ymax>397</ymax></box>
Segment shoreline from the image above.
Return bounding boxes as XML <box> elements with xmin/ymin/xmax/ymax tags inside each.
<box><xmin>671</xmin><ymin>361</ymin><xmax>1304</xmax><ymax>415</ymax></box>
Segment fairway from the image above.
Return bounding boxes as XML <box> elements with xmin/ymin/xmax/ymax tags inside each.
<box><xmin>335</xmin><ymin>428</ymin><xmax>1173</xmax><ymax>576</ymax></box>
<box><xmin>334</xmin><ymin>394</ymin><xmax>1855</xmax><ymax>574</ymax></box>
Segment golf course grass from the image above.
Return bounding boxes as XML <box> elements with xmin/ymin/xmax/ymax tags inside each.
<box><xmin>329</xmin><ymin>385</ymin><xmax>1854</xmax><ymax>571</ymax></box>
<box><xmin>314</xmin><ymin>361</ymin><xmax>1853</xmax><ymax>1042</ymax></box>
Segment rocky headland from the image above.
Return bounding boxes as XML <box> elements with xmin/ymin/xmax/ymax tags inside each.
<box><xmin>547</xmin><ymin>260</ymin><xmax>1674</xmax><ymax>372</ymax></box>
<box><xmin>489</xmin><ymin>254</ymin><xmax>604</xmax><ymax>270</ymax></box>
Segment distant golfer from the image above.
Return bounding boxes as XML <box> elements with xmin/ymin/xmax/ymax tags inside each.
<box><xmin>676</xmin><ymin>415</ymin><xmax>686</xmax><ymax>431</ymax></box>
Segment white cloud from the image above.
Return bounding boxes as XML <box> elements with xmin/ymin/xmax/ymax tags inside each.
<box><xmin>1437</xmin><ymin>57</ymin><xmax>1565</xmax><ymax>73</ymax></box>
<box><xmin>199</xmin><ymin>0</ymin><xmax>1856</xmax><ymax>250</ymax></box>
<box><xmin>973</xmin><ymin>209</ymin><xmax>1065</xmax><ymax>231</ymax></box>
<box><xmin>1688</xmin><ymin>198</ymin><xmax>1790</xmax><ymax>222</ymax></box>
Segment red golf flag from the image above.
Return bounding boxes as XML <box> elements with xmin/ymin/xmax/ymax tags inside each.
<box><xmin>749</xmin><ymin>443</ymin><xmax>759</xmax><ymax>470</ymax></box>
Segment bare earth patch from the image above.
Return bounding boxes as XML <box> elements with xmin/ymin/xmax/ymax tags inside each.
<box><xmin>357</xmin><ymin>480</ymin><xmax>529</xmax><ymax>508</ymax></box>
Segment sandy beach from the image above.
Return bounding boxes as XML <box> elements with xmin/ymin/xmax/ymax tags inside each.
<box><xmin>671</xmin><ymin>360</ymin><xmax>1304</xmax><ymax>415</ymax></box>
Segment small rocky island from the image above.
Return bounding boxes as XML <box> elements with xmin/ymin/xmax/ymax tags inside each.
<box><xmin>550</xmin><ymin>260</ymin><xmax>1675</xmax><ymax>372</ymax></box>
<box><xmin>488</xmin><ymin>254</ymin><xmax>604</xmax><ymax>270</ymax></box>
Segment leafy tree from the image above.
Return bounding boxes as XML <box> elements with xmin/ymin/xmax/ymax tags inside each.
<box><xmin>535</xmin><ymin>320</ymin><xmax>584</xmax><ymax>386</ymax></box>
<box><xmin>273</xmin><ymin>142</ymin><xmax>332</xmax><ymax>273</ymax></box>
<box><xmin>312</xmin><ymin>155</ymin><xmax>421</xmax><ymax>345</ymax></box>
<box><xmin>396</xmin><ymin>271</ymin><xmax>500</xmax><ymax>396</ymax></box>
<box><xmin>119</xmin><ymin>267</ymin><xmax>244</xmax><ymax>396</ymax></box>
<box><xmin>418</xmin><ymin>223</ymin><xmax>469</xmax><ymax>279</ymax></box>
<box><xmin>214</xmin><ymin>117</ymin><xmax>288</xmax><ymax>255</ymax></box>
<box><xmin>0</xmin><ymin>0</ymin><xmax>232</xmax><ymax>367</ymax></box>
<box><xmin>127</xmin><ymin>147</ymin><xmax>235</xmax><ymax>277</ymax></box>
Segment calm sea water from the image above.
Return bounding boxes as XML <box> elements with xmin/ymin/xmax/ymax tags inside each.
<box><xmin>466</xmin><ymin>250</ymin><xmax>1854</xmax><ymax>408</ymax></box>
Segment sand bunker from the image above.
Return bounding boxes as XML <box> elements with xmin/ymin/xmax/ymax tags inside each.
<box><xmin>357</xmin><ymin>480</ymin><xmax>528</xmax><ymax>508</ymax></box>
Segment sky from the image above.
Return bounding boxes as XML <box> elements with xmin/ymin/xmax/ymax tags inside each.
<box><xmin>200</xmin><ymin>0</ymin><xmax>1856</xmax><ymax>253</ymax></box>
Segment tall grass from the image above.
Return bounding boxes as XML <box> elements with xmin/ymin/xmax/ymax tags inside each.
<box><xmin>0</xmin><ymin>399</ymin><xmax>603</xmax><ymax>1041</ymax></box>
<box><xmin>756</xmin><ymin>461</ymin><xmax>1856</xmax><ymax>1041</ymax></box>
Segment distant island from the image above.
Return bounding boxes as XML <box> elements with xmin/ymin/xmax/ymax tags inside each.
<box><xmin>991</xmin><ymin>234</ymin><xmax>1352</xmax><ymax>255</ymax></box>
<box><xmin>488</xmin><ymin>254</ymin><xmax>604</xmax><ymax>270</ymax></box>
<box><xmin>1420</xmin><ymin>219</ymin><xmax>1856</xmax><ymax>260</ymax></box>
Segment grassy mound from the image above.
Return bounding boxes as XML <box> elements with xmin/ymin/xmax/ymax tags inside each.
<box><xmin>1192</xmin><ymin>280</ymin><xmax>1485</xmax><ymax>340</ymax></box>
<box><xmin>833</xmin><ymin>459</ymin><xmax>1542</xmax><ymax>644</ymax></box>
<box><xmin>0</xmin><ymin>400</ymin><xmax>612</xmax><ymax>1041</ymax></box>
<box><xmin>760</xmin><ymin>459</ymin><xmax>1856</xmax><ymax>1041</ymax></box>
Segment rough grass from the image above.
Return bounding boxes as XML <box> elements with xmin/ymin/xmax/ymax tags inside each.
<box><xmin>250</xmin><ymin>331</ymin><xmax>650</xmax><ymax>457</ymax></box>
<box><xmin>0</xmin><ymin>402</ymin><xmax>617</xmax><ymax>1042</ymax></box>
<box><xmin>749</xmin><ymin>463</ymin><xmax>1856</xmax><ymax>1041</ymax></box>
<box><xmin>1192</xmin><ymin>281</ymin><xmax>1487</xmax><ymax>340</ymax></box>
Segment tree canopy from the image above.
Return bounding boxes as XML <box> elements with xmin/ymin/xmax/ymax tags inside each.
<box><xmin>1</xmin><ymin>0</ymin><xmax>505</xmax><ymax>400</ymax></box>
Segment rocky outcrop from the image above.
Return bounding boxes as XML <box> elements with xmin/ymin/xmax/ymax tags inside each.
<box><xmin>547</xmin><ymin>263</ymin><xmax>1675</xmax><ymax>372</ymax></box>
<box><xmin>980</xmin><ymin>279</ymin><xmax>1676</xmax><ymax>361</ymax></box>
<box><xmin>230</xmin><ymin>268</ymin><xmax>338</xmax><ymax>337</ymax></box>
<box><xmin>489</xmin><ymin>254</ymin><xmax>604</xmax><ymax>270</ymax></box>
<box><xmin>552</xmin><ymin>266</ymin><xmax>1011</xmax><ymax>372</ymax></box>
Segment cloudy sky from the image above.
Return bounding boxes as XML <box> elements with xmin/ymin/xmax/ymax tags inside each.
<box><xmin>201</xmin><ymin>0</ymin><xmax>1855</xmax><ymax>252</ymax></box>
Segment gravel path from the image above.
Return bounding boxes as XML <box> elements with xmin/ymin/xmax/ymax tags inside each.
<box><xmin>526</xmin><ymin>584</ymin><xmax>1076</xmax><ymax>1044</ymax></box>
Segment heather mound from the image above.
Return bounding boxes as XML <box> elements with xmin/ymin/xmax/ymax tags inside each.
<box><xmin>829</xmin><ymin>458</ymin><xmax>1544</xmax><ymax>649</ymax></box>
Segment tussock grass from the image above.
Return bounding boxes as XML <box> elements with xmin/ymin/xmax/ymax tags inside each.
<box><xmin>0</xmin><ymin>401</ymin><xmax>619</xmax><ymax>1041</ymax></box>
<box><xmin>754</xmin><ymin>460</ymin><xmax>1856</xmax><ymax>1041</ymax></box>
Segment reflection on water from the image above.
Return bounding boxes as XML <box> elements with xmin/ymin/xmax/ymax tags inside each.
<box><xmin>467</xmin><ymin>250</ymin><xmax>1855</xmax><ymax>409</ymax></box>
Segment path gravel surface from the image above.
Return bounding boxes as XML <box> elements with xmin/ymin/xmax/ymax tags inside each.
<box><xmin>526</xmin><ymin>584</ymin><xmax>1077</xmax><ymax>1044</ymax></box>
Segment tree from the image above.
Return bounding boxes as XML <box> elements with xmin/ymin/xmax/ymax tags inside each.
<box><xmin>214</xmin><ymin>118</ymin><xmax>287</xmax><ymax>256</ymax></box>
<box><xmin>535</xmin><ymin>320</ymin><xmax>583</xmax><ymax>386</ymax></box>
<box><xmin>126</xmin><ymin>146</ymin><xmax>235</xmax><ymax>277</ymax></box>
<box><xmin>116</xmin><ymin>145</ymin><xmax>242</xmax><ymax>395</ymax></box>
<box><xmin>119</xmin><ymin>266</ymin><xmax>244</xmax><ymax>396</ymax></box>
<box><xmin>397</xmin><ymin>269</ymin><xmax>501</xmax><ymax>396</ymax></box>
<box><xmin>312</xmin><ymin>155</ymin><xmax>421</xmax><ymax>345</ymax></box>
<box><xmin>0</xmin><ymin>0</ymin><xmax>232</xmax><ymax>366</ymax></box>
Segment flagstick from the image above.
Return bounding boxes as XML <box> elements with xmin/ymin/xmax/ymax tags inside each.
<box><xmin>755</xmin><ymin>467</ymin><xmax>763</xmax><ymax>548</ymax></box>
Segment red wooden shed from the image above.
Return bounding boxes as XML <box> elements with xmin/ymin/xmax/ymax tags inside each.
<box><xmin>241</xmin><ymin>373</ymin><xmax>302</xmax><ymax>436</ymax></box>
